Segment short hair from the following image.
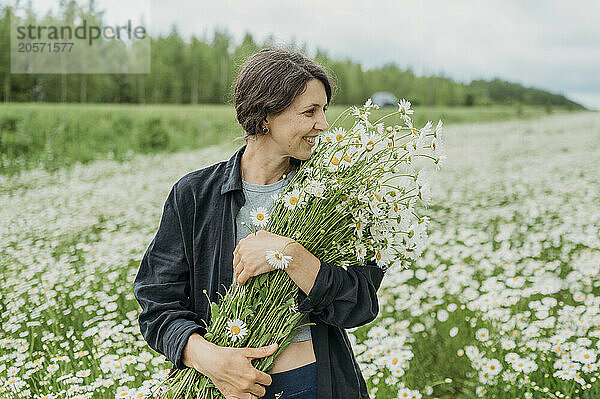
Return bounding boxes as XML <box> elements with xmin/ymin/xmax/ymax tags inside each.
<box><xmin>232</xmin><ymin>46</ymin><xmax>336</xmax><ymax>142</ymax></box>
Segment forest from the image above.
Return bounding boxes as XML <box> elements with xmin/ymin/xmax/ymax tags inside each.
<box><xmin>0</xmin><ymin>3</ymin><xmax>585</xmax><ymax>109</ymax></box>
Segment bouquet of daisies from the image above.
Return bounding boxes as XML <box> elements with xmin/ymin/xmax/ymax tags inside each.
<box><xmin>151</xmin><ymin>99</ymin><xmax>445</xmax><ymax>398</ymax></box>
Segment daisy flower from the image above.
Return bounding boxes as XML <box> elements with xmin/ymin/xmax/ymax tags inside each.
<box><xmin>304</xmin><ymin>179</ymin><xmax>327</xmax><ymax>198</ymax></box>
<box><xmin>75</xmin><ymin>369</ymin><xmax>91</xmax><ymax>377</ymax></box>
<box><xmin>265</xmin><ymin>250</ymin><xmax>293</xmax><ymax>270</ymax></box>
<box><xmin>321</xmin><ymin>127</ymin><xmax>346</xmax><ymax>145</ymax></box>
<box><xmin>351</xmin><ymin>106</ymin><xmax>370</xmax><ymax>122</ymax></box>
<box><xmin>484</xmin><ymin>359</ymin><xmax>502</xmax><ymax>376</ymax></box>
<box><xmin>281</xmin><ymin>188</ymin><xmax>304</xmax><ymax>210</ymax></box>
<box><xmin>226</xmin><ymin>319</ymin><xmax>248</xmax><ymax>343</ymax></box>
<box><xmin>397</xmin><ymin>99</ymin><xmax>414</xmax><ymax>115</ymax></box>
<box><xmin>46</xmin><ymin>363</ymin><xmax>59</xmax><ymax>374</ymax></box>
<box><xmin>573</xmin><ymin>348</ymin><xmax>596</xmax><ymax>364</ymax></box>
<box><xmin>250</xmin><ymin>207</ymin><xmax>270</xmax><ymax>228</ymax></box>
<box><xmin>355</xmin><ymin>242</ymin><xmax>367</xmax><ymax>261</ymax></box>
<box><xmin>430</xmin><ymin>136</ymin><xmax>444</xmax><ymax>158</ymax></box>
<box><xmin>554</xmin><ymin>368</ymin><xmax>576</xmax><ymax>380</ymax></box>
<box><xmin>360</xmin><ymin>133</ymin><xmax>387</xmax><ymax>159</ymax></box>
<box><xmin>372</xmin><ymin>246</ymin><xmax>394</xmax><ymax>268</ymax></box>
<box><xmin>363</xmin><ymin>98</ymin><xmax>379</xmax><ymax>110</ymax></box>
<box><xmin>434</xmin><ymin>154</ymin><xmax>447</xmax><ymax>171</ymax></box>
<box><xmin>475</xmin><ymin>328</ymin><xmax>489</xmax><ymax>341</ymax></box>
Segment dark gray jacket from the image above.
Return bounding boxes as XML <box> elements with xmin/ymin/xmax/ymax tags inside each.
<box><xmin>133</xmin><ymin>144</ymin><xmax>385</xmax><ymax>398</ymax></box>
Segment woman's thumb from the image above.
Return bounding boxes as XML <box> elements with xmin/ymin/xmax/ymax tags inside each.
<box><xmin>245</xmin><ymin>343</ymin><xmax>278</xmax><ymax>359</ymax></box>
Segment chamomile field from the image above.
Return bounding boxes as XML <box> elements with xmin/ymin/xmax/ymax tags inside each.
<box><xmin>1</xmin><ymin>111</ymin><xmax>599</xmax><ymax>399</ymax></box>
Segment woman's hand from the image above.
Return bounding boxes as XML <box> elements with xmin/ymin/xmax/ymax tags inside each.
<box><xmin>233</xmin><ymin>229</ymin><xmax>294</xmax><ymax>285</ymax></box>
<box><xmin>184</xmin><ymin>334</ymin><xmax>277</xmax><ymax>399</ymax></box>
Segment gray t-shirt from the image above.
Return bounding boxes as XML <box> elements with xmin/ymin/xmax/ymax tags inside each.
<box><xmin>235</xmin><ymin>167</ymin><xmax>311</xmax><ymax>342</ymax></box>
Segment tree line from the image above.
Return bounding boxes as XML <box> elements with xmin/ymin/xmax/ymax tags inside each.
<box><xmin>0</xmin><ymin>3</ymin><xmax>584</xmax><ymax>109</ymax></box>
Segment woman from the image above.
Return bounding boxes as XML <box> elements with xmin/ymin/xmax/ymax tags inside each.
<box><xmin>134</xmin><ymin>47</ymin><xmax>385</xmax><ymax>399</ymax></box>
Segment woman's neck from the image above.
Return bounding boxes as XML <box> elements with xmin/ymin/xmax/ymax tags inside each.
<box><xmin>241</xmin><ymin>142</ymin><xmax>293</xmax><ymax>185</ymax></box>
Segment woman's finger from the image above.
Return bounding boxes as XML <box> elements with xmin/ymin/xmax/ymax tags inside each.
<box><xmin>246</xmin><ymin>383</ymin><xmax>266</xmax><ymax>398</ymax></box>
<box><xmin>234</xmin><ymin>260</ymin><xmax>245</xmax><ymax>281</ymax></box>
<box><xmin>237</xmin><ymin>266</ymin><xmax>251</xmax><ymax>285</ymax></box>
<box><xmin>232</xmin><ymin>252</ymin><xmax>241</xmax><ymax>271</ymax></box>
<box><xmin>253</xmin><ymin>369</ymin><xmax>272</xmax><ymax>387</ymax></box>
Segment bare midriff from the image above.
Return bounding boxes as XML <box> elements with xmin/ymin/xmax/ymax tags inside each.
<box><xmin>270</xmin><ymin>339</ymin><xmax>316</xmax><ymax>373</ymax></box>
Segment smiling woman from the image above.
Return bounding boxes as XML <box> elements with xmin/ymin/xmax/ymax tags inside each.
<box><xmin>237</xmin><ymin>77</ymin><xmax>330</xmax><ymax>185</ymax></box>
<box><xmin>134</xmin><ymin>47</ymin><xmax>384</xmax><ymax>399</ymax></box>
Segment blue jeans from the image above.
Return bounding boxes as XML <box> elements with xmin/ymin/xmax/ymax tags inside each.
<box><xmin>262</xmin><ymin>362</ymin><xmax>317</xmax><ymax>399</ymax></box>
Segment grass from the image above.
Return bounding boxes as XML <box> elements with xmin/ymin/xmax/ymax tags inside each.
<box><xmin>0</xmin><ymin>102</ymin><xmax>585</xmax><ymax>177</ymax></box>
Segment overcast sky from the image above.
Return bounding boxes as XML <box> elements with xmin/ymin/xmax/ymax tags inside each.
<box><xmin>23</xmin><ymin>0</ymin><xmax>600</xmax><ymax>109</ymax></box>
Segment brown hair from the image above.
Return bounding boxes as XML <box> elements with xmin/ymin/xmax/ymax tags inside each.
<box><xmin>232</xmin><ymin>46</ymin><xmax>336</xmax><ymax>142</ymax></box>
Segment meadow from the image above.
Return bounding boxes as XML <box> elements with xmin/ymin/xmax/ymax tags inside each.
<box><xmin>0</xmin><ymin>109</ymin><xmax>599</xmax><ymax>399</ymax></box>
<box><xmin>0</xmin><ymin>103</ymin><xmax>568</xmax><ymax>178</ymax></box>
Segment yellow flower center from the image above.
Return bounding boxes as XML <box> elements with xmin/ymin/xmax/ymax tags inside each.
<box><xmin>366</xmin><ymin>141</ymin><xmax>374</xmax><ymax>151</ymax></box>
<box><xmin>257</xmin><ymin>214</ymin><xmax>264</xmax><ymax>221</ymax></box>
<box><xmin>275</xmin><ymin>253</ymin><xmax>282</xmax><ymax>260</ymax></box>
<box><xmin>376</xmin><ymin>252</ymin><xmax>381</xmax><ymax>260</ymax></box>
<box><xmin>289</xmin><ymin>197</ymin><xmax>298</xmax><ymax>205</ymax></box>
<box><xmin>336</xmin><ymin>133</ymin><xmax>344</xmax><ymax>141</ymax></box>
<box><xmin>331</xmin><ymin>157</ymin><xmax>340</xmax><ymax>165</ymax></box>
<box><xmin>343</xmin><ymin>155</ymin><xmax>351</xmax><ymax>162</ymax></box>
<box><xmin>231</xmin><ymin>326</ymin><xmax>241</xmax><ymax>335</ymax></box>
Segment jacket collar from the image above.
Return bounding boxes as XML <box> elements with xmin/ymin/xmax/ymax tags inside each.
<box><xmin>221</xmin><ymin>144</ymin><xmax>304</xmax><ymax>195</ymax></box>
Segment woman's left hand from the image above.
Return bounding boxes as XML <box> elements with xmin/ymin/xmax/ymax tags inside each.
<box><xmin>233</xmin><ymin>229</ymin><xmax>295</xmax><ymax>285</ymax></box>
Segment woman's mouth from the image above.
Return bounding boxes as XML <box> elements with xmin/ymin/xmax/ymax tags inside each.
<box><xmin>303</xmin><ymin>136</ymin><xmax>316</xmax><ymax>147</ymax></box>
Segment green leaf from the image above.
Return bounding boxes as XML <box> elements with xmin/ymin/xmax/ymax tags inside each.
<box><xmin>210</xmin><ymin>302</ymin><xmax>220</xmax><ymax>321</ymax></box>
<box><xmin>257</xmin><ymin>273</ymin><xmax>269</xmax><ymax>287</ymax></box>
<box><xmin>240</xmin><ymin>307</ymin><xmax>254</xmax><ymax>320</ymax></box>
<box><xmin>262</xmin><ymin>355</ymin><xmax>274</xmax><ymax>371</ymax></box>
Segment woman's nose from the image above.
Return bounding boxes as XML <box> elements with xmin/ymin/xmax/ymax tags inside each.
<box><xmin>315</xmin><ymin>111</ymin><xmax>329</xmax><ymax>131</ymax></box>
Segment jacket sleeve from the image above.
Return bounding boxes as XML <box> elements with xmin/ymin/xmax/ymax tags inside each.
<box><xmin>296</xmin><ymin>258</ymin><xmax>385</xmax><ymax>329</ymax></box>
<box><xmin>133</xmin><ymin>183</ymin><xmax>206</xmax><ymax>370</ymax></box>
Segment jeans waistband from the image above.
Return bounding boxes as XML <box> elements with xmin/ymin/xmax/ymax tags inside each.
<box><xmin>264</xmin><ymin>362</ymin><xmax>317</xmax><ymax>398</ymax></box>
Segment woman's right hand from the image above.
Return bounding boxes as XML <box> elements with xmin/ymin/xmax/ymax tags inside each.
<box><xmin>183</xmin><ymin>333</ymin><xmax>276</xmax><ymax>399</ymax></box>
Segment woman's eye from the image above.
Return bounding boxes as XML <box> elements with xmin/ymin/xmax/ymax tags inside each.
<box><xmin>305</xmin><ymin>110</ymin><xmax>315</xmax><ymax>115</ymax></box>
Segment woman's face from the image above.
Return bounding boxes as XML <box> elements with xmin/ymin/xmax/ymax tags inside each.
<box><xmin>264</xmin><ymin>78</ymin><xmax>330</xmax><ymax>161</ymax></box>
